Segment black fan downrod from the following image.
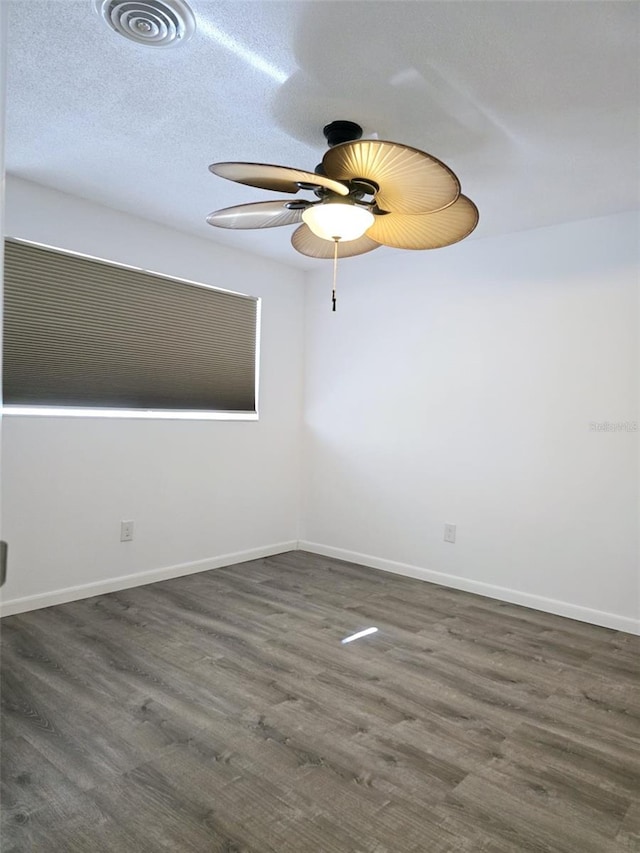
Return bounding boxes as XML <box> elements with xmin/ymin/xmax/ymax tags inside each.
<box><xmin>323</xmin><ymin>120</ymin><xmax>363</xmax><ymax>148</ymax></box>
<box><xmin>315</xmin><ymin>121</ymin><xmax>364</xmax><ymax>177</ymax></box>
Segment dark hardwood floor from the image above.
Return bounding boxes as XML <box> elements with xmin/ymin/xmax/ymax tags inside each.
<box><xmin>1</xmin><ymin>550</ymin><xmax>639</xmax><ymax>852</ymax></box>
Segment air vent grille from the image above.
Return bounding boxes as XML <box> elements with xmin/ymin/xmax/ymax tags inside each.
<box><xmin>94</xmin><ymin>0</ymin><xmax>195</xmax><ymax>47</ymax></box>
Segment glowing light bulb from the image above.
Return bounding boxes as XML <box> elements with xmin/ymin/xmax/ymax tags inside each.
<box><xmin>302</xmin><ymin>203</ymin><xmax>374</xmax><ymax>242</ymax></box>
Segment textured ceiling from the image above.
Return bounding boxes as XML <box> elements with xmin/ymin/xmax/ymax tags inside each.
<box><xmin>5</xmin><ymin>1</ymin><xmax>640</xmax><ymax>269</ymax></box>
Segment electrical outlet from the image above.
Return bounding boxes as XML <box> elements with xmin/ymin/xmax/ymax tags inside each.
<box><xmin>120</xmin><ymin>520</ymin><xmax>134</xmax><ymax>542</ymax></box>
<box><xmin>444</xmin><ymin>523</ymin><xmax>456</xmax><ymax>544</ymax></box>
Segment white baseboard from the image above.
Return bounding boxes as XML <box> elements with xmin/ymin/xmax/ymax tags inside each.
<box><xmin>4</xmin><ymin>538</ymin><xmax>638</xmax><ymax>636</ymax></box>
<box><xmin>299</xmin><ymin>540</ymin><xmax>640</xmax><ymax>636</ymax></box>
<box><xmin>0</xmin><ymin>541</ymin><xmax>298</xmax><ymax>618</ymax></box>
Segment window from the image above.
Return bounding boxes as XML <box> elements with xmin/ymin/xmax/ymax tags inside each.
<box><xmin>2</xmin><ymin>239</ymin><xmax>259</xmax><ymax>419</ymax></box>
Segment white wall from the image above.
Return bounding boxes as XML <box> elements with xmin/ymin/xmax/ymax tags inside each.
<box><xmin>0</xmin><ymin>1</ymin><xmax>7</xmax><ymax>590</ymax></box>
<box><xmin>301</xmin><ymin>211</ymin><xmax>639</xmax><ymax>633</ymax></box>
<box><xmin>2</xmin><ymin>179</ymin><xmax>638</xmax><ymax>634</ymax></box>
<box><xmin>1</xmin><ymin>176</ymin><xmax>305</xmax><ymax>613</ymax></box>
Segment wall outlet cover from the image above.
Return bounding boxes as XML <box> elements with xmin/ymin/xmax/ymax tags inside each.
<box><xmin>120</xmin><ymin>520</ymin><xmax>134</xmax><ymax>542</ymax></box>
<box><xmin>444</xmin><ymin>523</ymin><xmax>456</xmax><ymax>544</ymax></box>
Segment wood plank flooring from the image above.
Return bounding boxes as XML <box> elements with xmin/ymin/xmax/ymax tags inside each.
<box><xmin>1</xmin><ymin>550</ymin><xmax>639</xmax><ymax>852</ymax></box>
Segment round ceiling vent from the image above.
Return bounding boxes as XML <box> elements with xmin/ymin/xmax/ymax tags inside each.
<box><xmin>94</xmin><ymin>0</ymin><xmax>196</xmax><ymax>47</ymax></box>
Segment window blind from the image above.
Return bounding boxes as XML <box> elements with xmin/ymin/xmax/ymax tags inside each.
<box><xmin>3</xmin><ymin>240</ymin><xmax>258</xmax><ymax>413</ymax></box>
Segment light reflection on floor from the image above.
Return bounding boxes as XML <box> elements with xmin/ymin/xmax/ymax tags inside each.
<box><xmin>340</xmin><ymin>626</ymin><xmax>378</xmax><ymax>645</ymax></box>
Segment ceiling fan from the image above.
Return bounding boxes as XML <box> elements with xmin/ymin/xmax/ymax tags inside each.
<box><xmin>207</xmin><ymin>121</ymin><xmax>478</xmax><ymax>308</ymax></box>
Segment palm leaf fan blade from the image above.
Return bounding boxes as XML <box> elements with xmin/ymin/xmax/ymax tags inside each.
<box><xmin>367</xmin><ymin>195</ymin><xmax>479</xmax><ymax>249</ymax></box>
<box><xmin>207</xmin><ymin>200</ymin><xmax>306</xmax><ymax>230</ymax></box>
<box><xmin>208</xmin><ymin>162</ymin><xmax>349</xmax><ymax>196</ymax></box>
<box><xmin>322</xmin><ymin>140</ymin><xmax>460</xmax><ymax>214</ymax></box>
<box><xmin>291</xmin><ymin>225</ymin><xmax>381</xmax><ymax>259</ymax></box>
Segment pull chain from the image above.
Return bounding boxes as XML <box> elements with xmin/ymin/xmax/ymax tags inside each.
<box><xmin>331</xmin><ymin>237</ymin><xmax>339</xmax><ymax>312</ymax></box>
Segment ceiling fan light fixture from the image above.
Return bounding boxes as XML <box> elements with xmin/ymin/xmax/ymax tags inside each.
<box><xmin>302</xmin><ymin>202</ymin><xmax>375</xmax><ymax>242</ymax></box>
<box><xmin>206</xmin><ymin>121</ymin><xmax>479</xmax><ymax>289</ymax></box>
